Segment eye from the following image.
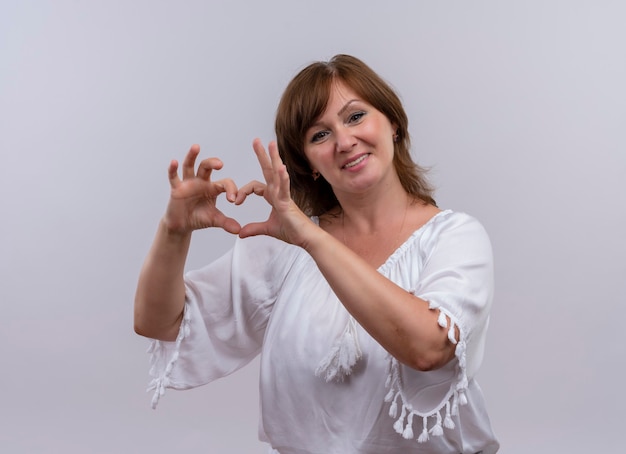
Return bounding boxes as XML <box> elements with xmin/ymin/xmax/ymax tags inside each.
<box><xmin>347</xmin><ymin>111</ymin><xmax>366</xmax><ymax>124</ymax></box>
<box><xmin>310</xmin><ymin>130</ymin><xmax>329</xmax><ymax>143</ymax></box>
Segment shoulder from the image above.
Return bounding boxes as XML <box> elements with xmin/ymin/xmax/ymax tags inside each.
<box><xmin>417</xmin><ymin>210</ymin><xmax>492</xmax><ymax>259</ymax></box>
<box><xmin>424</xmin><ymin>210</ymin><xmax>489</xmax><ymax>237</ymax></box>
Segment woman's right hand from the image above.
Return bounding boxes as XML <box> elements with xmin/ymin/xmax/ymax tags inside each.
<box><xmin>164</xmin><ymin>144</ymin><xmax>241</xmax><ymax>236</ymax></box>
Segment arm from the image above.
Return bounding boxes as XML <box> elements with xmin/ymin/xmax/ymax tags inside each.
<box><xmin>133</xmin><ymin>221</ymin><xmax>191</xmax><ymax>341</ymax></box>
<box><xmin>134</xmin><ymin>144</ymin><xmax>240</xmax><ymax>341</ymax></box>
<box><xmin>239</xmin><ymin>140</ymin><xmax>455</xmax><ymax>371</ymax></box>
<box><xmin>304</xmin><ymin>229</ymin><xmax>455</xmax><ymax>371</ymax></box>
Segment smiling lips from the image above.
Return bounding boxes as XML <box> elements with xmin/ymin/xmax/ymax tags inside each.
<box><xmin>342</xmin><ymin>154</ymin><xmax>369</xmax><ymax>169</ymax></box>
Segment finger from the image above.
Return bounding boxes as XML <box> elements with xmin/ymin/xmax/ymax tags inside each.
<box><xmin>268</xmin><ymin>141</ymin><xmax>284</xmax><ymax>171</ymax></box>
<box><xmin>235</xmin><ymin>180</ymin><xmax>266</xmax><ymax>205</ymax></box>
<box><xmin>213</xmin><ymin>211</ymin><xmax>242</xmax><ymax>235</ymax></box>
<box><xmin>167</xmin><ymin>159</ymin><xmax>180</xmax><ymax>188</ymax></box>
<box><xmin>252</xmin><ymin>138</ymin><xmax>274</xmax><ymax>183</ymax></box>
<box><xmin>215</xmin><ymin>178</ymin><xmax>238</xmax><ymax>202</ymax></box>
<box><xmin>181</xmin><ymin>144</ymin><xmax>201</xmax><ymax>180</ymax></box>
<box><xmin>196</xmin><ymin>157</ymin><xmax>224</xmax><ymax>180</ymax></box>
<box><xmin>277</xmin><ymin>163</ymin><xmax>291</xmax><ymax>200</ymax></box>
<box><xmin>268</xmin><ymin>141</ymin><xmax>291</xmax><ymax>201</ymax></box>
<box><xmin>238</xmin><ymin>221</ymin><xmax>270</xmax><ymax>239</ymax></box>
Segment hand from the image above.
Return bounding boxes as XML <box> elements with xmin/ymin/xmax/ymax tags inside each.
<box><xmin>237</xmin><ymin>139</ymin><xmax>315</xmax><ymax>247</ymax></box>
<box><xmin>163</xmin><ymin>144</ymin><xmax>241</xmax><ymax>236</ymax></box>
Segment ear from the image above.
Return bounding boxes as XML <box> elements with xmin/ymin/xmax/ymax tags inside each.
<box><xmin>391</xmin><ymin>123</ymin><xmax>400</xmax><ymax>141</ymax></box>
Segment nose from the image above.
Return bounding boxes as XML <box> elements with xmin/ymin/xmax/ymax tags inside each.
<box><xmin>334</xmin><ymin>126</ymin><xmax>357</xmax><ymax>153</ymax></box>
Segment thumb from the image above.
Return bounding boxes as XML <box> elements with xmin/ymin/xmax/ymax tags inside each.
<box><xmin>238</xmin><ymin>221</ymin><xmax>271</xmax><ymax>239</ymax></box>
<box><xmin>214</xmin><ymin>213</ymin><xmax>242</xmax><ymax>235</ymax></box>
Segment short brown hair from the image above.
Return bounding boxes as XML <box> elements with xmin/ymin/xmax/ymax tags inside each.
<box><xmin>275</xmin><ymin>54</ymin><xmax>436</xmax><ymax>216</ymax></box>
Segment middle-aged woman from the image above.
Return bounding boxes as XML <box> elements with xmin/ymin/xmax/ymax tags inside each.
<box><xmin>135</xmin><ymin>54</ymin><xmax>499</xmax><ymax>453</ymax></box>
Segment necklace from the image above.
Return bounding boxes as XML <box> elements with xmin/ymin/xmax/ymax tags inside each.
<box><xmin>341</xmin><ymin>196</ymin><xmax>411</xmax><ymax>255</ymax></box>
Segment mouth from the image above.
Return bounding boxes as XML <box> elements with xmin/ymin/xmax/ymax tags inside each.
<box><xmin>342</xmin><ymin>154</ymin><xmax>369</xmax><ymax>169</ymax></box>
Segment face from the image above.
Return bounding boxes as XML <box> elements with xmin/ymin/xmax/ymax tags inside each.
<box><xmin>303</xmin><ymin>80</ymin><xmax>398</xmax><ymax>197</ymax></box>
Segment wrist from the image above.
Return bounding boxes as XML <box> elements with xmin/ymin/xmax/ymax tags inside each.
<box><xmin>159</xmin><ymin>218</ymin><xmax>192</xmax><ymax>242</ymax></box>
<box><xmin>301</xmin><ymin>225</ymin><xmax>333</xmax><ymax>256</ymax></box>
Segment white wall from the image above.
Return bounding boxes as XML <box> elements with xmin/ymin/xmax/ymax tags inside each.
<box><xmin>1</xmin><ymin>1</ymin><xmax>624</xmax><ymax>452</ymax></box>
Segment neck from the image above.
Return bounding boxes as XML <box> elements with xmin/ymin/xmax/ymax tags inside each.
<box><xmin>337</xmin><ymin>185</ymin><xmax>412</xmax><ymax>235</ymax></box>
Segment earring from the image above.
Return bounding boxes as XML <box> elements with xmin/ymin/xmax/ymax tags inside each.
<box><xmin>393</xmin><ymin>132</ymin><xmax>399</xmax><ymax>143</ymax></box>
<box><xmin>312</xmin><ymin>170</ymin><xmax>320</xmax><ymax>181</ymax></box>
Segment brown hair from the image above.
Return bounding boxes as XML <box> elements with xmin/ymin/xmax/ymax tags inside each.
<box><xmin>275</xmin><ymin>54</ymin><xmax>436</xmax><ymax>216</ymax></box>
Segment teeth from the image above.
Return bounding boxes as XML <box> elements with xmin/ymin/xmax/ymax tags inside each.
<box><xmin>344</xmin><ymin>155</ymin><xmax>367</xmax><ymax>168</ymax></box>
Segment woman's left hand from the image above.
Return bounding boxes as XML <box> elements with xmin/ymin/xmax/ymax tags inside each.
<box><xmin>237</xmin><ymin>139</ymin><xmax>317</xmax><ymax>248</ymax></box>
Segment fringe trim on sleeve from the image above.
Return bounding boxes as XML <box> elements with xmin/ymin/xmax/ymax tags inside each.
<box><xmin>383</xmin><ymin>305</ymin><xmax>468</xmax><ymax>443</ymax></box>
<box><xmin>146</xmin><ymin>302</ymin><xmax>191</xmax><ymax>409</ymax></box>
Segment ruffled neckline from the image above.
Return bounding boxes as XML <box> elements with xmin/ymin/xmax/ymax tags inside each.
<box><xmin>312</xmin><ymin>209</ymin><xmax>454</xmax><ymax>274</ymax></box>
<box><xmin>378</xmin><ymin>209</ymin><xmax>453</xmax><ymax>274</ymax></box>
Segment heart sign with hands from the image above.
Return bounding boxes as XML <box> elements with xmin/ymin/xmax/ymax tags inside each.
<box><xmin>164</xmin><ymin>140</ymin><xmax>317</xmax><ymax>249</ymax></box>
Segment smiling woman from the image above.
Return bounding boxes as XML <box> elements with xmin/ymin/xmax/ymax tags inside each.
<box><xmin>134</xmin><ymin>54</ymin><xmax>499</xmax><ymax>453</ymax></box>
<box><xmin>302</xmin><ymin>83</ymin><xmax>399</xmax><ymax>199</ymax></box>
<box><xmin>275</xmin><ymin>55</ymin><xmax>436</xmax><ymax>217</ymax></box>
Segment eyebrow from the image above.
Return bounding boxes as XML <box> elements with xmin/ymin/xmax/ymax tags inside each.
<box><xmin>308</xmin><ymin>99</ymin><xmax>362</xmax><ymax>132</ymax></box>
<box><xmin>337</xmin><ymin>99</ymin><xmax>360</xmax><ymax>116</ymax></box>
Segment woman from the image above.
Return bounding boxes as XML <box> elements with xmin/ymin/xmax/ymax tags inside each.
<box><xmin>134</xmin><ymin>54</ymin><xmax>499</xmax><ymax>453</ymax></box>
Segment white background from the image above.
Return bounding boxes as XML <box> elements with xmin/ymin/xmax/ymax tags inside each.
<box><xmin>1</xmin><ymin>1</ymin><xmax>624</xmax><ymax>452</ymax></box>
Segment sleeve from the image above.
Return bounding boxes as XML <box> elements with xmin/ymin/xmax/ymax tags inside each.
<box><xmin>415</xmin><ymin>212</ymin><xmax>494</xmax><ymax>380</ymax></box>
<box><xmin>146</xmin><ymin>235</ymin><xmax>297</xmax><ymax>408</ymax></box>
<box><xmin>384</xmin><ymin>212</ymin><xmax>495</xmax><ymax>442</ymax></box>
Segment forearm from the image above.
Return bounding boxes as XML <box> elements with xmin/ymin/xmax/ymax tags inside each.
<box><xmin>304</xmin><ymin>229</ymin><xmax>454</xmax><ymax>371</ymax></box>
<box><xmin>134</xmin><ymin>219</ymin><xmax>192</xmax><ymax>341</ymax></box>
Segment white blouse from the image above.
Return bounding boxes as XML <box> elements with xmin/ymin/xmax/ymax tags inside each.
<box><xmin>146</xmin><ymin>210</ymin><xmax>499</xmax><ymax>453</ymax></box>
